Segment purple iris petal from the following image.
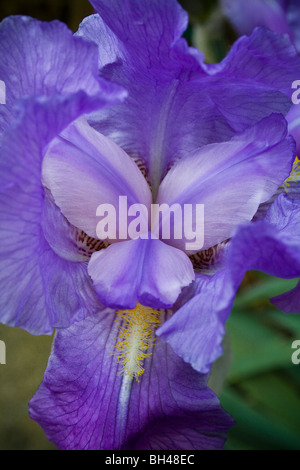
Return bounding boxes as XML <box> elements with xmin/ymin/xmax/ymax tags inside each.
<box><xmin>1</xmin><ymin>0</ymin><xmax>300</xmax><ymax>450</ymax></box>
<box><xmin>288</xmin><ymin>0</ymin><xmax>300</xmax><ymax>52</ymax></box>
<box><xmin>287</xmin><ymin>104</ymin><xmax>300</xmax><ymax>157</ymax></box>
<box><xmin>230</xmin><ymin>195</ymin><xmax>300</xmax><ymax>280</ymax></box>
<box><xmin>272</xmin><ymin>280</ymin><xmax>300</xmax><ymax>313</ymax></box>
<box><xmin>221</xmin><ymin>0</ymin><xmax>300</xmax><ymax>52</ymax></box>
<box><xmin>229</xmin><ymin>194</ymin><xmax>300</xmax><ymax>310</ymax></box>
<box><xmin>42</xmin><ymin>116</ymin><xmax>151</xmax><ymax>241</ymax></box>
<box><xmin>266</xmin><ymin>195</ymin><xmax>300</xmax><ymax>313</ymax></box>
<box><xmin>221</xmin><ymin>0</ymin><xmax>300</xmax><ymax>162</ymax></box>
<box><xmin>29</xmin><ymin>310</ymin><xmax>233</xmax><ymax>450</ymax></box>
<box><xmin>77</xmin><ymin>0</ymin><xmax>300</xmax><ymax>192</ymax></box>
<box><xmin>41</xmin><ymin>190</ymin><xmax>89</xmax><ymax>263</ymax></box>
<box><xmin>88</xmin><ymin>236</ymin><xmax>195</xmax><ymax>309</ymax></box>
<box><xmin>0</xmin><ymin>17</ymin><xmax>126</xmax><ymax>334</ymax></box>
<box><xmin>221</xmin><ymin>0</ymin><xmax>292</xmax><ymax>37</ymax></box>
<box><xmin>0</xmin><ymin>16</ymin><xmax>117</xmax><ymax>133</ymax></box>
<box><xmin>157</xmin><ymin>114</ymin><xmax>295</xmax><ymax>252</ymax></box>
<box><xmin>41</xmin><ymin>110</ymin><xmax>295</xmax><ymax>311</ymax></box>
<box><xmin>157</xmin><ymin>269</ymin><xmax>234</xmax><ymax>374</ymax></box>
<box><xmin>0</xmin><ymin>93</ymin><xmax>123</xmax><ymax>334</ymax></box>
<box><xmin>159</xmin><ymin>194</ymin><xmax>300</xmax><ymax>373</ymax></box>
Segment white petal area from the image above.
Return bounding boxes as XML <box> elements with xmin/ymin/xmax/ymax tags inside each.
<box><xmin>156</xmin><ymin>115</ymin><xmax>295</xmax><ymax>252</ymax></box>
<box><xmin>42</xmin><ymin>117</ymin><xmax>152</xmax><ymax>241</ymax></box>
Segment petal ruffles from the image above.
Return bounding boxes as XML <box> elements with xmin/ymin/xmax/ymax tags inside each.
<box><xmin>158</xmin><ymin>194</ymin><xmax>300</xmax><ymax>373</ymax></box>
<box><xmin>78</xmin><ymin>1</ymin><xmax>300</xmax><ymax>190</ymax></box>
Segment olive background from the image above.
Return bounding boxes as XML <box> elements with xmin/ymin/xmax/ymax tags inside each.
<box><xmin>0</xmin><ymin>0</ymin><xmax>300</xmax><ymax>451</ymax></box>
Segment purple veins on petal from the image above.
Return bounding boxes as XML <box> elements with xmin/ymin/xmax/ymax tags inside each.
<box><xmin>78</xmin><ymin>0</ymin><xmax>300</xmax><ymax>189</ymax></box>
<box><xmin>0</xmin><ymin>15</ymin><xmax>126</xmax><ymax>334</ymax></box>
<box><xmin>29</xmin><ymin>308</ymin><xmax>234</xmax><ymax>450</ymax></box>
<box><xmin>1</xmin><ymin>1</ymin><xmax>300</xmax><ymax>452</ymax></box>
<box><xmin>156</xmin><ymin>114</ymin><xmax>295</xmax><ymax>253</ymax></box>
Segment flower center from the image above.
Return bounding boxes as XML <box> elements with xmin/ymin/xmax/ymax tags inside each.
<box><xmin>113</xmin><ymin>303</ymin><xmax>163</xmax><ymax>381</ymax></box>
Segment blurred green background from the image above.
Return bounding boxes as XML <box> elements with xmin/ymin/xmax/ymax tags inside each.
<box><xmin>220</xmin><ymin>273</ymin><xmax>300</xmax><ymax>450</ymax></box>
<box><xmin>0</xmin><ymin>0</ymin><xmax>299</xmax><ymax>451</ymax></box>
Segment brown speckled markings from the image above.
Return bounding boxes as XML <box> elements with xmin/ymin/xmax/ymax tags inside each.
<box><xmin>130</xmin><ymin>154</ymin><xmax>152</xmax><ymax>188</ymax></box>
<box><xmin>189</xmin><ymin>240</ymin><xmax>229</xmax><ymax>272</ymax></box>
<box><xmin>75</xmin><ymin>229</ymin><xmax>109</xmax><ymax>259</ymax></box>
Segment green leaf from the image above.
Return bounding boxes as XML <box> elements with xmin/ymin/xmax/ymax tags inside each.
<box><xmin>233</xmin><ymin>276</ymin><xmax>299</xmax><ymax>309</ymax></box>
<box><xmin>221</xmin><ymin>388</ymin><xmax>300</xmax><ymax>450</ymax></box>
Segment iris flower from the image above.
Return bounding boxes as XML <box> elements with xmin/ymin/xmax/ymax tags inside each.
<box><xmin>0</xmin><ymin>0</ymin><xmax>300</xmax><ymax>450</ymax></box>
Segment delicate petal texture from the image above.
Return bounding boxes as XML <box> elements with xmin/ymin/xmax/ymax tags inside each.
<box><xmin>159</xmin><ymin>194</ymin><xmax>300</xmax><ymax>372</ymax></box>
<box><xmin>229</xmin><ymin>195</ymin><xmax>300</xmax><ymax>282</ymax></box>
<box><xmin>0</xmin><ymin>13</ymin><xmax>126</xmax><ymax>334</ymax></box>
<box><xmin>204</xmin><ymin>26</ymin><xmax>299</xmax><ymax>98</ymax></box>
<box><xmin>0</xmin><ymin>88</ymin><xmax>124</xmax><ymax>334</ymax></box>
<box><xmin>0</xmin><ymin>15</ymin><xmax>116</xmax><ymax>133</ymax></box>
<box><xmin>157</xmin><ymin>115</ymin><xmax>295</xmax><ymax>252</ymax></box>
<box><xmin>42</xmin><ymin>117</ymin><xmax>152</xmax><ymax>241</ymax></box>
<box><xmin>88</xmin><ymin>236</ymin><xmax>195</xmax><ymax>309</ymax></box>
<box><xmin>157</xmin><ymin>270</ymin><xmax>235</xmax><ymax>374</ymax></box>
<box><xmin>266</xmin><ymin>195</ymin><xmax>300</xmax><ymax>313</ymax></box>
<box><xmin>288</xmin><ymin>0</ymin><xmax>300</xmax><ymax>52</ymax></box>
<box><xmin>221</xmin><ymin>0</ymin><xmax>292</xmax><ymax>36</ymax></box>
<box><xmin>76</xmin><ymin>14</ymin><xmax>121</xmax><ymax>69</ymax></box>
<box><xmin>228</xmin><ymin>196</ymin><xmax>300</xmax><ymax>315</ymax></box>
<box><xmin>0</xmin><ymin>188</ymin><xmax>99</xmax><ymax>334</ymax></box>
<box><xmin>29</xmin><ymin>311</ymin><xmax>233</xmax><ymax>450</ymax></box>
<box><xmin>287</xmin><ymin>104</ymin><xmax>300</xmax><ymax>156</ymax></box>
<box><xmin>41</xmin><ymin>190</ymin><xmax>88</xmax><ymax>263</ymax></box>
<box><xmin>78</xmin><ymin>2</ymin><xmax>300</xmax><ymax>189</ymax></box>
<box><xmin>221</xmin><ymin>0</ymin><xmax>300</xmax><ymax>52</ymax></box>
<box><xmin>271</xmin><ymin>280</ymin><xmax>300</xmax><ymax>313</ymax></box>
<box><xmin>90</xmin><ymin>0</ymin><xmax>190</xmax><ymax>65</ymax></box>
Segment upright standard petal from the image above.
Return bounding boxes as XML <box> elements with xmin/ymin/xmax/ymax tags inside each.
<box><xmin>156</xmin><ymin>115</ymin><xmax>295</xmax><ymax>252</ymax></box>
<box><xmin>77</xmin><ymin>1</ymin><xmax>300</xmax><ymax>190</ymax></box>
<box><xmin>0</xmin><ymin>15</ymin><xmax>115</xmax><ymax>133</ymax></box>
<box><xmin>29</xmin><ymin>310</ymin><xmax>233</xmax><ymax>450</ymax></box>
<box><xmin>42</xmin><ymin>117</ymin><xmax>152</xmax><ymax>241</ymax></box>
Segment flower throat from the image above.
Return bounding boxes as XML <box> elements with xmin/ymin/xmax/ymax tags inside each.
<box><xmin>114</xmin><ymin>303</ymin><xmax>163</xmax><ymax>381</ymax></box>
